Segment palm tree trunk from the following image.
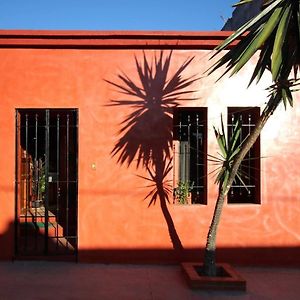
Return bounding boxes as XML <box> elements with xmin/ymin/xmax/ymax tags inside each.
<box><xmin>203</xmin><ymin>184</ymin><xmax>226</xmax><ymax>276</ymax></box>
<box><xmin>203</xmin><ymin>94</ymin><xmax>281</xmax><ymax>276</ymax></box>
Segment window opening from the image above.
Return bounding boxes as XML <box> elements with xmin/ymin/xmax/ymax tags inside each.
<box><xmin>173</xmin><ymin>108</ymin><xmax>207</xmax><ymax>204</ymax></box>
<box><xmin>227</xmin><ymin>107</ymin><xmax>260</xmax><ymax>204</ymax></box>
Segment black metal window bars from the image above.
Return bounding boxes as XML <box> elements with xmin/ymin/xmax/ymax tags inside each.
<box><xmin>227</xmin><ymin>107</ymin><xmax>261</xmax><ymax>204</ymax></box>
<box><xmin>173</xmin><ymin>108</ymin><xmax>207</xmax><ymax>204</ymax></box>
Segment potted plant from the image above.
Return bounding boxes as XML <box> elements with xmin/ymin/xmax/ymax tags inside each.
<box><xmin>174</xmin><ymin>181</ymin><xmax>194</xmax><ymax>204</ymax></box>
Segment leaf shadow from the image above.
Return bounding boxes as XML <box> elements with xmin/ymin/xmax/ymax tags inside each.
<box><xmin>107</xmin><ymin>51</ymin><xmax>200</xmax><ymax>251</ymax></box>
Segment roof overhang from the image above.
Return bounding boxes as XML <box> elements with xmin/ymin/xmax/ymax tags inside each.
<box><xmin>0</xmin><ymin>30</ymin><xmax>240</xmax><ymax>50</ymax></box>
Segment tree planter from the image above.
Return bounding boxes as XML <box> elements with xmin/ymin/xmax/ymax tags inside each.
<box><xmin>181</xmin><ymin>262</ymin><xmax>246</xmax><ymax>291</ymax></box>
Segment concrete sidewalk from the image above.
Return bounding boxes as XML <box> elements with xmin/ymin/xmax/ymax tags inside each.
<box><xmin>0</xmin><ymin>261</ymin><xmax>299</xmax><ymax>299</ymax></box>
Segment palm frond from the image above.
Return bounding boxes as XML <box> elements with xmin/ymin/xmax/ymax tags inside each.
<box><xmin>213</xmin><ymin>116</ymin><xmax>247</xmax><ymax>189</ymax></box>
<box><xmin>233</xmin><ymin>0</ymin><xmax>253</xmax><ymax>6</ymax></box>
<box><xmin>209</xmin><ymin>0</ymin><xmax>300</xmax><ymax>102</ymax></box>
<box><xmin>212</xmin><ymin>0</ymin><xmax>282</xmax><ymax>55</ymax></box>
<box><xmin>272</xmin><ymin>3</ymin><xmax>292</xmax><ymax>80</ymax></box>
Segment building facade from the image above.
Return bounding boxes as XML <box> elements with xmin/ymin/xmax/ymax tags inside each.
<box><xmin>0</xmin><ymin>31</ymin><xmax>299</xmax><ymax>265</ymax></box>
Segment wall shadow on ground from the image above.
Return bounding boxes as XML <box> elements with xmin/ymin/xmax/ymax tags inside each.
<box><xmin>1</xmin><ymin>221</ymin><xmax>299</xmax><ymax>266</ymax></box>
<box><xmin>78</xmin><ymin>247</ymin><xmax>300</xmax><ymax>267</ymax></box>
<box><xmin>0</xmin><ymin>220</ymin><xmax>76</xmax><ymax>261</ymax></box>
<box><xmin>0</xmin><ymin>221</ymin><xmax>14</xmax><ymax>260</ymax></box>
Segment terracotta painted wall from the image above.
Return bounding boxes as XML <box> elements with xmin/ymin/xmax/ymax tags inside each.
<box><xmin>0</xmin><ymin>35</ymin><xmax>299</xmax><ymax>265</ymax></box>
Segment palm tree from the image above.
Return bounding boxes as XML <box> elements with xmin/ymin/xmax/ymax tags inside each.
<box><xmin>204</xmin><ymin>0</ymin><xmax>300</xmax><ymax>276</ymax></box>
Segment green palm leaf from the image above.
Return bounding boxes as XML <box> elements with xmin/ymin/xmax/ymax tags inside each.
<box><xmin>272</xmin><ymin>4</ymin><xmax>292</xmax><ymax>80</ymax></box>
<box><xmin>233</xmin><ymin>0</ymin><xmax>253</xmax><ymax>6</ymax></box>
<box><xmin>212</xmin><ymin>0</ymin><xmax>282</xmax><ymax>55</ymax></box>
<box><xmin>209</xmin><ymin>0</ymin><xmax>300</xmax><ymax>110</ymax></box>
<box><xmin>213</xmin><ymin>116</ymin><xmax>244</xmax><ymax>189</ymax></box>
<box><xmin>232</xmin><ymin>5</ymin><xmax>283</xmax><ymax>75</ymax></box>
<box><xmin>248</xmin><ymin>38</ymin><xmax>273</xmax><ymax>86</ymax></box>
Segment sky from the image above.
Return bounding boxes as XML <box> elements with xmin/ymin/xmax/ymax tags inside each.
<box><xmin>0</xmin><ymin>0</ymin><xmax>235</xmax><ymax>31</ymax></box>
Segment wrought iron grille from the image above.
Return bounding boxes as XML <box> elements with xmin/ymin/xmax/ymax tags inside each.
<box><xmin>227</xmin><ymin>107</ymin><xmax>260</xmax><ymax>204</ymax></box>
<box><xmin>173</xmin><ymin>108</ymin><xmax>207</xmax><ymax>204</ymax></box>
<box><xmin>15</xmin><ymin>109</ymin><xmax>78</xmax><ymax>257</ymax></box>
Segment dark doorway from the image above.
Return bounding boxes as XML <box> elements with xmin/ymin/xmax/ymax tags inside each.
<box><xmin>15</xmin><ymin>109</ymin><xmax>78</xmax><ymax>259</ymax></box>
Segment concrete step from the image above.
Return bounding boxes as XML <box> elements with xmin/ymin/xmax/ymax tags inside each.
<box><xmin>17</xmin><ymin>235</ymin><xmax>76</xmax><ymax>256</ymax></box>
<box><xmin>35</xmin><ymin>221</ymin><xmax>64</xmax><ymax>237</ymax></box>
<box><xmin>20</xmin><ymin>215</ymin><xmax>56</xmax><ymax>223</ymax></box>
<box><xmin>19</xmin><ymin>221</ymin><xmax>63</xmax><ymax>237</ymax></box>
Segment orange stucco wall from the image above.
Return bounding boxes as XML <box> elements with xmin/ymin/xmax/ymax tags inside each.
<box><xmin>0</xmin><ymin>32</ymin><xmax>299</xmax><ymax>265</ymax></box>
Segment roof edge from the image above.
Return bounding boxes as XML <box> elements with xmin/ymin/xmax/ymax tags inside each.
<box><xmin>0</xmin><ymin>30</ymin><xmax>238</xmax><ymax>50</ymax></box>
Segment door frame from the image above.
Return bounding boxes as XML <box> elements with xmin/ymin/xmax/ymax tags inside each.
<box><xmin>14</xmin><ymin>108</ymin><xmax>79</xmax><ymax>259</ymax></box>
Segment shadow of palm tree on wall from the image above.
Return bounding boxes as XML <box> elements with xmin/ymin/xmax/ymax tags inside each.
<box><xmin>107</xmin><ymin>51</ymin><xmax>199</xmax><ymax>251</ymax></box>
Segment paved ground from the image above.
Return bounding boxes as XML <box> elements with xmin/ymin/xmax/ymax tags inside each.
<box><xmin>0</xmin><ymin>261</ymin><xmax>299</xmax><ymax>299</ymax></box>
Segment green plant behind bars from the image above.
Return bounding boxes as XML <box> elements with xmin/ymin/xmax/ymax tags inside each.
<box><xmin>174</xmin><ymin>180</ymin><xmax>194</xmax><ymax>204</ymax></box>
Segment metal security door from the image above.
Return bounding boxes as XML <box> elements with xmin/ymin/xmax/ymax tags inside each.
<box><xmin>15</xmin><ymin>109</ymin><xmax>78</xmax><ymax>258</ymax></box>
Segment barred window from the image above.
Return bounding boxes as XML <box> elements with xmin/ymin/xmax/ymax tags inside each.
<box><xmin>227</xmin><ymin>107</ymin><xmax>261</xmax><ymax>204</ymax></box>
<box><xmin>173</xmin><ymin>108</ymin><xmax>207</xmax><ymax>204</ymax></box>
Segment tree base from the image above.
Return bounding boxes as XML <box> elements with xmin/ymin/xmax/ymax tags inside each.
<box><xmin>181</xmin><ymin>262</ymin><xmax>246</xmax><ymax>291</ymax></box>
